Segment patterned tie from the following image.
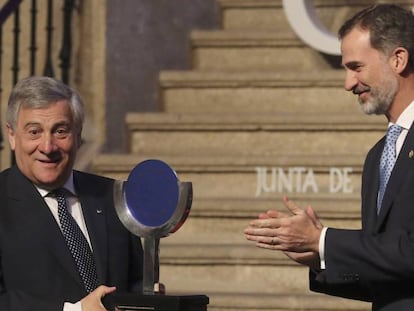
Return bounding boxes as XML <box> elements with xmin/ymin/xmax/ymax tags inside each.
<box><xmin>377</xmin><ymin>124</ymin><xmax>403</xmax><ymax>214</ymax></box>
<box><xmin>53</xmin><ymin>189</ymin><xmax>98</xmax><ymax>293</ymax></box>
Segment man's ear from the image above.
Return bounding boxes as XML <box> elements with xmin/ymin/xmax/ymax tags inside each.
<box><xmin>77</xmin><ymin>133</ymin><xmax>82</xmax><ymax>149</ymax></box>
<box><xmin>390</xmin><ymin>47</ymin><xmax>409</xmax><ymax>74</ymax></box>
<box><xmin>6</xmin><ymin>123</ymin><xmax>16</xmax><ymax>150</ymax></box>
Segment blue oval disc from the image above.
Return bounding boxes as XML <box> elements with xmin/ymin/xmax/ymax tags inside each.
<box><xmin>125</xmin><ymin>159</ymin><xmax>179</xmax><ymax>227</ymax></box>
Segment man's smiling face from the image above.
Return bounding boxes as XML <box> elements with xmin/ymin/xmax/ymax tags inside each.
<box><xmin>341</xmin><ymin>27</ymin><xmax>398</xmax><ymax>115</ymax></box>
<box><xmin>7</xmin><ymin>100</ymin><xmax>80</xmax><ymax>190</ymax></box>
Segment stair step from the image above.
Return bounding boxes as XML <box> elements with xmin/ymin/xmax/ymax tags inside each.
<box><xmin>218</xmin><ymin>0</ymin><xmax>377</xmax><ymax>35</ymax></box>
<box><xmin>159</xmin><ymin>251</ymin><xmax>370</xmax><ymax>309</ymax></box>
<box><xmin>157</xmin><ymin>196</ymin><xmax>362</xmax><ymax>255</ymax></box>
<box><xmin>122</xmin><ymin>113</ymin><xmax>384</xmax><ymax>159</ymax></box>
<box><xmin>161</xmin><ymin>203</ymin><xmax>361</xmax><ymax>263</ymax></box>
<box><xmin>160</xmin><ymin>70</ymin><xmax>346</xmax><ymax>87</ymax></box>
<box><xmin>125</xmin><ymin>112</ymin><xmax>384</xmax><ymax>130</ymax></box>
<box><xmin>190</xmin><ymin>30</ymin><xmax>332</xmax><ymax>71</ymax></box>
<box><xmin>204</xmin><ymin>293</ymin><xmax>370</xmax><ymax>311</ymax></box>
<box><xmin>92</xmin><ymin>152</ymin><xmax>370</xmax><ymax>199</ymax></box>
<box><xmin>160</xmin><ymin>243</ymin><xmax>294</xmax><ymax>266</ymax></box>
<box><xmin>160</xmin><ymin>260</ymin><xmax>310</xmax><ymax>297</ymax></box>
<box><xmin>93</xmin><ymin>153</ymin><xmax>369</xmax><ymax>174</ymax></box>
<box><xmin>159</xmin><ymin>71</ymin><xmax>362</xmax><ymax>114</ymax></box>
<box><xmin>93</xmin><ymin>155</ymin><xmax>363</xmax><ymax>228</ymax></box>
<box><xmin>186</xmin><ymin>196</ymin><xmax>362</xmax><ymax>220</ymax></box>
<box><xmin>95</xmin><ymin>152</ymin><xmax>370</xmax><ymax>176</ymax></box>
<box><xmin>218</xmin><ymin>0</ymin><xmax>288</xmax><ymax>31</ymax></box>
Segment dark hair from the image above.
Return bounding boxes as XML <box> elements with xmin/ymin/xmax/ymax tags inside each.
<box><xmin>7</xmin><ymin>76</ymin><xmax>84</xmax><ymax>134</ymax></box>
<box><xmin>338</xmin><ymin>4</ymin><xmax>414</xmax><ymax>69</ymax></box>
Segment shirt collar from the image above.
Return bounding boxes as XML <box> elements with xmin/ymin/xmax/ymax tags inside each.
<box><xmin>36</xmin><ymin>172</ymin><xmax>76</xmax><ymax>198</ymax></box>
<box><xmin>392</xmin><ymin>100</ymin><xmax>414</xmax><ymax>130</ymax></box>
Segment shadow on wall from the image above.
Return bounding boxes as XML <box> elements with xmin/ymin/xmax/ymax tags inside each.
<box><xmin>105</xmin><ymin>0</ymin><xmax>219</xmax><ymax>152</ymax></box>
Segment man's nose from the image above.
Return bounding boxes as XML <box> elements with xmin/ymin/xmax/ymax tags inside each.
<box><xmin>344</xmin><ymin>71</ymin><xmax>358</xmax><ymax>92</ymax></box>
<box><xmin>39</xmin><ymin>134</ymin><xmax>58</xmax><ymax>153</ymax></box>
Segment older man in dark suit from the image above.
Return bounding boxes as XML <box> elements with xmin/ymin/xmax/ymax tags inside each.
<box><xmin>0</xmin><ymin>76</ymin><xmax>143</xmax><ymax>310</ymax></box>
<box><xmin>245</xmin><ymin>4</ymin><xmax>414</xmax><ymax>311</ymax></box>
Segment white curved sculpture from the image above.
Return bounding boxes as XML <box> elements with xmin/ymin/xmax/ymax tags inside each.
<box><xmin>282</xmin><ymin>0</ymin><xmax>341</xmax><ymax>55</ymax></box>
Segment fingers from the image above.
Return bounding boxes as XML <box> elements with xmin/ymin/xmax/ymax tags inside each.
<box><xmin>244</xmin><ymin>226</ymin><xmax>276</xmax><ymax>241</ymax></box>
<box><xmin>245</xmin><ymin>197</ymin><xmax>300</xmax><ymax>234</ymax></box>
<box><xmin>252</xmin><ymin>236</ymin><xmax>284</xmax><ymax>251</ymax></box>
<box><xmin>258</xmin><ymin>212</ymin><xmax>271</xmax><ymax>219</ymax></box>
<box><xmin>254</xmin><ymin>197</ymin><xmax>303</xmax><ymax>221</ymax></box>
<box><xmin>282</xmin><ymin>196</ymin><xmax>303</xmax><ymax>215</ymax></box>
<box><xmin>81</xmin><ymin>285</ymin><xmax>117</xmax><ymax>311</ymax></box>
<box><xmin>244</xmin><ymin>196</ymin><xmax>323</xmax><ymax>253</ymax></box>
<box><xmin>266</xmin><ymin>209</ymin><xmax>290</xmax><ymax>218</ymax></box>
<box><xmin>96</xmin><ymin>285</ymin><xmax>117</xmax><ymax>297</ymax></box>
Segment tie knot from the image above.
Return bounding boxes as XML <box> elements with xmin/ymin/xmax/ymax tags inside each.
<box><xmin>387</xmin><ymin>124</ymin><xmax>403</xmax><ymax>140</ymax></box>
<box><xmin>51</xmin><ymin>188</ymin><xmax>68</xmax><ymax>198</ymax></box>
<box><xmin>50</xmin><ymin>188</ymin><xmax>69</xmax><ymax>209</ymax></box>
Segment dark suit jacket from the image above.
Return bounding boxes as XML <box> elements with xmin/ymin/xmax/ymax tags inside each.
<box><xmin>0</xmin><ymin>166</ymin><xmax>143</xmax><ymax>311</ymax></box>
<box><xmin>310</xmin><ymin>123</ymin><xmax>414</xmax><ymax>310</ymax></box>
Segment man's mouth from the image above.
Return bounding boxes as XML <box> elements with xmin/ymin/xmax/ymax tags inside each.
<box><xmin>38</xmin><ymin>157</ymin><xmax>61</xmax><ymax>164</ymax></box>
<box><xmin>353</xmin><ymin>86</ymin><xmax>370</xmax><ymax>103</ymax></box>
<box><xmin>352</xmin><ymin>84</ymin><xmax>370</xmax><ymax>95</ymax></box>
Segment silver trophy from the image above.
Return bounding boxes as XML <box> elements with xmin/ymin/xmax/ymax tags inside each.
<box><xmin>113</xmin><ymin>159</ymin><xmax>192</xmax><ymax>295</ymax></box>
<box><xmin>108</xmin><ymin>160</ymin><xmax>207</xmax><ymax>311</ymax></box>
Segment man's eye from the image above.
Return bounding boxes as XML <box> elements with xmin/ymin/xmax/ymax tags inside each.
<box><xmin>28</xmin><ymin>129</ymin><xmax>41</xmax><ymax>137</ymax></box>
<box><xmin>55</xmin><ymin>128</ymin><xmax>70</xmax><ymax>137</ymax></box>
<box><xmin>350</xmin><ymin>64</ymin><xmax>363</xmax><ymax>72</ymax></box>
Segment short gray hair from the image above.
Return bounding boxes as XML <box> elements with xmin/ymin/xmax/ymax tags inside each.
<box><xmin>7</xmin><ymin>76</ymin><xmax>84</xmax><ymax>134</ymax></box>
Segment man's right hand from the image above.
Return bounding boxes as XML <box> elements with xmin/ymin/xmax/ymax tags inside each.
<box><xmin>81</xmin><ymin>285</ymin><xmax>116</xmax><ymax>311</ymax></box>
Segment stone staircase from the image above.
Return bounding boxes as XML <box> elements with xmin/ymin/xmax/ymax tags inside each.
<box><xmin>92</xmin><ymin>0</ymin><xmax>391</xmax><ymax>309</ymax></box>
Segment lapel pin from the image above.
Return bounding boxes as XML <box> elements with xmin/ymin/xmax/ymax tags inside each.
<box><xmin>96</xmin><ymin>209</ymin><xmax>103</xmax><ymax>214</ymax></box>
<box><xmin>409</xmin><ymin>150</ymin><xmax>414</xmax><ymax>158</ymax></box>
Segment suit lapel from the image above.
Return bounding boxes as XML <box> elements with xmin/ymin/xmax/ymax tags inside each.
<box><xmin>361</xmin><ymin>140</ymin><xmax>383</xmax><ymax>233</ymax></box>
<box><xmin>7</xmin><ymin>166</ymin><xmax>84</xmax><ymax>288</ymax></box>
<box><xmin>74</xmin><ymin>172</ymin><xmax>108</xmax><ymax>284</ymax></box>
<box><xmin>376</xmin><ymin>122</ymin><xmax>414</xmax><ymax>229</ymax></box>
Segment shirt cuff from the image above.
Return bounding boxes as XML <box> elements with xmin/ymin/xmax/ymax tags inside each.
<box><xmin>319</xmin><ymin>227</ymin><xmax>328</xmax><ymax>270</ymax></box>
<box><xmin>63</xmin><ymin>301</ymin><xmax>82</xmax><ymax>311</ymax></box>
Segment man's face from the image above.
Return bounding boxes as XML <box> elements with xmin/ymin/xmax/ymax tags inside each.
<box><xmin>7</xmin><ymin>100</ymin><xmax>80</xmax><ymax>190</ymax></box>
<box><xmin>341</xmin><ymin>27</ymin><xmax>398</xmax><ymax>115</ymax></box>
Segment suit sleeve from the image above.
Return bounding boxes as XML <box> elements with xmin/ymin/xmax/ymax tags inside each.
<box><xmin>310</xmin><ymin>227</ymin><xmax>414</xmax><ymax>301</ymax></box>
<box><xmin>309</xmin><ymin>269</ymin><xmax>373</xmax><ymax>302</ymax></box>
<box><xmin>325</xmin><ymin>228</ymin><xmax>414</xmax><ymax>281</ymax></box>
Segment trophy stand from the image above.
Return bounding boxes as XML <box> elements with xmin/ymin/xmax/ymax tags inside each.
<box><xmin>143</xmin><ymin>237</ymin><xmax>160</xmax><ymax>295</ymax></box>
<box><xmin>103</xmin><ymin>159</ymin><xmax>209</xmax><ymax>311</ymax></box>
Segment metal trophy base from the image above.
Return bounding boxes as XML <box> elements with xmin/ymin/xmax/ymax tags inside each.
<box><xmin>102</xmin><ymin>293</ymin><xmax>209</xmax><ymax>311</ymax></box>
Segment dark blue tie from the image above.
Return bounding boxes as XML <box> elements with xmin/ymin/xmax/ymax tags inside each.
<box><xmin>53</xmin><ymin>189</ymin><xmax>98</xmax><ymax>293</ymax></box>
<box><xmin>377</xmin><ymin>125</ymin><xmax>403</xmax><ymax>214</ymax></box>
